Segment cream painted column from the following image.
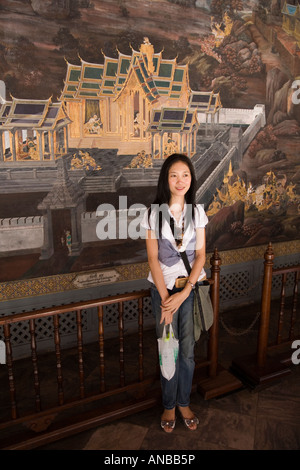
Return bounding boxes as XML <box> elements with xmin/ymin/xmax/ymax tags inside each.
<box><xmin>63</xmin><ymin>126</ymin><xmax>68</xmax><ymax>153</ymax></box>
<box><xmin>37</xmin><ymin>131</ymin><xmax>43</xmax><ymax>161</ymax></box>
<box><xmin>140</xmin><ymin>94</ymin><xmax>144</xmax><ymax>139</ymax></box>
<box><xmin>42</xmin><ymin>132</ymin><xmax>45</xmax><ymax>160</ymax></box>
<box><xmin>53</xmin><ymin>132</ymin><xmax>57</xmax><ymax>158</ymax></box>
<box><xmin>125</xmin><ymin>95</ymin><xmax>130</xmax><ymax>141</ymax></box>
<box><xmin>130</xmin><ymin>92</ymin><xmax>134</xmax><ymax>140</ymax></box>
<box><xmin>80</xmin><ymin>101</ymin><xmax>84</xmax><ymax>138</ymax></box>
<box><xmin>151</xmin><ymin>134</ymin><xmax>154</xmax><ymax>158</ymax></box>
<box><xmin>49</xmin><ymin>131</ymin><xmax>55</xmax><ymax>160</ymax></box>
<box><xmin>0</xmin><ymin>132</ymin><xmax>4</xmax><ymax>161</ymax></box>
<box><xmin>10</xmin><ymin>130</ymin><xmax>17</xmax><ymax>161</ymax></box>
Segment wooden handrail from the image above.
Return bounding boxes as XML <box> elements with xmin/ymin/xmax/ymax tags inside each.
<box><xmin>271</xmin><ymin>264</ymin><xmax>300</xmax><ymax>347</ymax></box>
<box><xmin>231</xmin><ymin>243</ymin><xmax>300</xmax><ymax>389</ymax></box>
<box><xmin>0</xmin><ymin>290</ymin><xmax>151</xmax><ymax>326</ymax></box>
<box><xmin>257</xmin><ymin>244</ymin><xmax>300</xmax><ymax>365</ymax></box>
<box><xmin>208</xmin><ymin>247</ymin><xmax>222</xmax><ymax>377</ymax></box>
<box><xmin>257</xmin><ymin>242</ymin><xmax>274</xmax><ymax>367</ymax></box>
<box><xmin>0</xmin><ymin>250</ymin><xmax>223</xmax><ymax>449</ymax></box>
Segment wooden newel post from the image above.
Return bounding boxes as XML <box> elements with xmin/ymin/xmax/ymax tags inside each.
<box><xmin>209</xmin><ymin>247</ymin><xmax>221</xmax><ymax>377</ymax></box>
<box><xmin>199</xmin><ymin>248</ymin><xmax>242</xmax><ymax>399</ymax></box>
<box><xmin>257</xmin><ymin>242</ymin><xmax>274</xmax><ymax>368</ymax></box>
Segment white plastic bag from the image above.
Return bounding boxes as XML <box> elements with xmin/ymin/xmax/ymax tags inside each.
<box><xmin>157</xmin><ymin>324</ymin><xmax>179</xmax><ymax>381</ymax></box>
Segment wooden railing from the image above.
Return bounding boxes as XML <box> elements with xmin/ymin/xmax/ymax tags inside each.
<box><xmin>232</xmin><ymin>243</ymin><xmax>300</xmax><ymax>388</ymax></box>
<box><xmin>0</xmin><ymin>248</ymin><xmax>238</xmax><ymax>450</ymax></box>
<box><xmin>259</xmin><ymin>245</ymin><xmax>300</xmax><ymax>363</ymax></box>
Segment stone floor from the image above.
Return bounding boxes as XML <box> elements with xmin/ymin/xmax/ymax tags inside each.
<box><xmin>36</xmin><ymin>366</ymin><xmax>300</xmax><ymax>451</ymax></box>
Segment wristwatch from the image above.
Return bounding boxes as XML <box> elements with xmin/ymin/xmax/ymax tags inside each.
<box><xmin>187</xmin><ymin>279</ymin><xmax>195</xmax><ymax>289</ymax></box>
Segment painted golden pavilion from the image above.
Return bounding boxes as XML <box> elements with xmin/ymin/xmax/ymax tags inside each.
<box><xmin>0</xmin><ymin>98</ymin><xmax>71</xmax><ymax>163</ymax></box>
<box><xmin>59</xmin><ymin>38</ymin><xmax>221</xmax><ymax>157</ymax></box>
<box><xmin>282</xmin><ymin>1</ymin><xmax>300</xmax><ymax>46</ymax></box>
<box><xmin>0</xmin><ymin>39</ymin><xmax>222</xmax><ymax>162</ymax></box>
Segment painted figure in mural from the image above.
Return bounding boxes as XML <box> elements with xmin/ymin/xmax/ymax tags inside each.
<box><xmin>141</xmin><ymin>153</ymin><xmax>208</xmax><ymax>433</ymax></box>
<box><xmin>65</xmin><ymin>230</ymin><xmax>72</xmax><ymax>254</ymax></box>
<box><xmin>84</xmin><ymin>114</ymin><xmax>102</xmax><ymax>134</ymax></box>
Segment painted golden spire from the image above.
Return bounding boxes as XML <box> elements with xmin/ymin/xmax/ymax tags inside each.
<box><xmin>140</xmin><ymin>37</ymin><xmax>154</xmax><ymax>75</ymax></box>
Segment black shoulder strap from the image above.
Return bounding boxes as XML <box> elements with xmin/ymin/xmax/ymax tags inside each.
<box><xmin>168</xmin><ymin>215</ymin><xmax>208</xmax><ymax>332</ymax></box>
<box><xmin>168</xmin><ymin>217</ymin><xmax>191</xmax><ymax>275</ymax></box>
<box><xmin>179</xmin><ymin>250</ymin><xmax>191</xmax><ymax>275</ymax></box>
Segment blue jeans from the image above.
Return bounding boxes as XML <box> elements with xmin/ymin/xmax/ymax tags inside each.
<box><xmin>150</xmin><ymin>283</ymin><xmax>195</xmax><ymax>410</ymax></box>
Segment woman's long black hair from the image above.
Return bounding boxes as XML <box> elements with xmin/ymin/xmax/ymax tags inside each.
<box><xmin>148</xmin><ymin>153</ymin><xmax>197</xmax><ymax>237</ymax></box>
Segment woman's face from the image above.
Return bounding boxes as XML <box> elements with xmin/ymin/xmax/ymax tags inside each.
<box><xmin>168</xmin><ymin>160</ymin><xmax>192</xmax><ymax>199</ymax></box>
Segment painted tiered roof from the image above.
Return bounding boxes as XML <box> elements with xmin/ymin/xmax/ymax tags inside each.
<box><xmin>189</xmin><ymin>91</ymin><xmax>222</xmax><ymax>114</ymax></box>
<box><xmin>282</xmin><ymin>1</ymin><xmax>300</xmax><ymax>17</ymax></box>
<box><xmin>0</xmin><ymin>98</ymin><xmax>71</xmax><ymax>130</ymax></box>
<box><xmin>0</xmin><ymin>102</ymin><xmax>11</xmax><ymax>125</ymax></box>
<box><xmin>147</xmin><ymin>107</ymin><xmax>198</xmax><ymax>133</ymax></box>
<box><xmin>59</xmin><ymin>41</ymin><xmax>188</xmax><ymax>104</ymax></box>
<box><xmin>39</xmin><ymin>102</ymin><xmax>72</xmax><ymax>131</ymax></box>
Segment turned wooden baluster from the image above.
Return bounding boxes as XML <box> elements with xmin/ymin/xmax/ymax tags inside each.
<box><xmin>29</xmin><ymin>318</ymin><xmax>41</xmax><ymax>412</ymax></box>
<box><xmin>257</xmin><ymin>243</ymin><xmax>274</xmax><ymax>368</ymax></box>
<box><xmin>53</xmin><ymin>314</ymin><xmax>64</xmax><ymax>405</ymax></box>
<box><xmin>118</xmin><ymin>302</ymin><xmax>125</xmax><ymax>387</ymax></box>
<box><xmin>277</xmin><ymin>273</ymin><xmax>287</xmax><ymax>345</ymax></box>
<box><xmin>76</xmin><ymin>310</ymin><xmax>85</xmax><ymax>399</ymax></box>
<box><xmin>98</xmin><ymin>305</ymin><xmax>105</xmax><ymax>393</ymax></box>
<box><xmin>289</xmin><ymin>270</ymin><xmax>299</xmax><ymax>341</ymax></box>
<box><xmin>208</xmin><ymin>247</ymin><xmax>221</xmax><ymax>377</ymax></box>
<box><xmin>138</xmin><ymin>297</ymin><xmax>144</xmax><ymax>382</ymax></box>
<box><xmin>3</xmin><ymin>323</ymin><xmax>18</xmax><ymax>419</ymax></box>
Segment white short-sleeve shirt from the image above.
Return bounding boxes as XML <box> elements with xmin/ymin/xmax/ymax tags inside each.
<box><xmin>141</xmin><ymin>203</ymin><xmax>208</xmax><ymax>289</ymax></box>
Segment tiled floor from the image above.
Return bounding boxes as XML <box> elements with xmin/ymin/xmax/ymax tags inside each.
<box><xmin>34</xmin><ymin>301</ymin><xmax>300</xmax><ymax>451</ymax></box>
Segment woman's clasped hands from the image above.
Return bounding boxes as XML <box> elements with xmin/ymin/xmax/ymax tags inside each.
<box><xmin>160</xmin><ymin>291</ymin><xmax>188</xmax><ymax>325</ymax></box>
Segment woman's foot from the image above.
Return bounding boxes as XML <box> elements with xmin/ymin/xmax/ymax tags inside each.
<box><xmin>178</xmin><ymin>406</ymin><xmax>199</xmax><ymax>431</ymax></box>
<box><xmin>161</xmin><ymin>408</ymin><xmax>176</xmax><ymax>433</ymax></box>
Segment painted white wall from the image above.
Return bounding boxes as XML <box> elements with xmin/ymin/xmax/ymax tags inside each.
<box><xmin>0</xmin><ymin>80</ymin><xmax>5</xmax><ymax>103</ymax></box>
<box><xmin>0</xmin><ymin>217</ymin><xmax>44</xmax><ymax>252</ymax></box>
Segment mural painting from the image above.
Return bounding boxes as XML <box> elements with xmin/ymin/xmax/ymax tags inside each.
<box><xmin>0</xmin><ymin>0</ymin><xmax>299</xmax><ymax>290</ymax></box>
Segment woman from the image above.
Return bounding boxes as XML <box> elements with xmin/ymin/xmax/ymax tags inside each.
<box><xmin>142</xmin><ymin>153</ymin><xmax>208</xmax><ymax>433</ymax></box>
